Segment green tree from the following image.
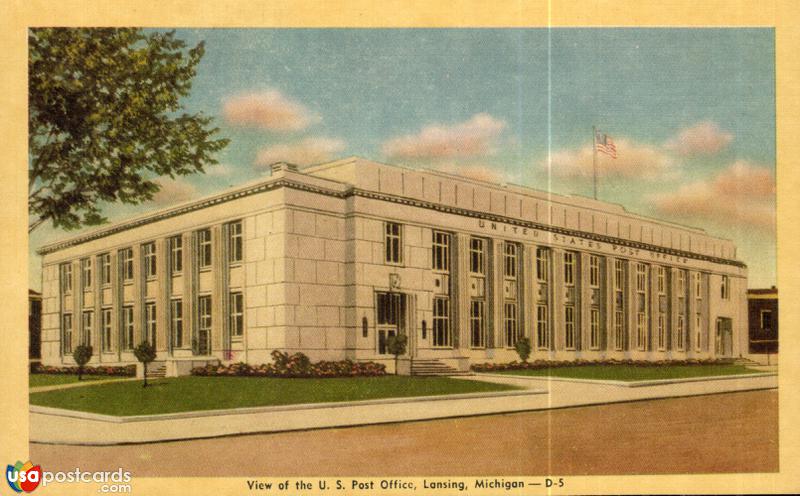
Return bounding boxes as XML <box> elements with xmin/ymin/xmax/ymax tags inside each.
<box><xmin>72</xmin><ymin>345</ymin><xmax>93</xmax><ymax>381</ymax></box>
<box><xmin>133</xmin><ymin>341</ymin><xmax>157</xmax><ymax>388</ymax></box>
<box><xmin>514</xmin><ymin>337</ymin><xmax>532</xmax><ymax>363</ymax></box>
<box><xmin>386</xmin><ymin>334</ymin><xmax>408</xmax><ymax>375</ymax></box>
<box><xmin>28</xmin><ymin>28</ymin><xmax>229</xmax><ymax>233</ymax></box>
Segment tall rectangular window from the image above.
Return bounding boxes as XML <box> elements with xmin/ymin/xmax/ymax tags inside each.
<box><xmin>61</xmin><ymin>313</ymin><xmax>72</xmax><ymax>354</ymax></box>
<box><xmin>230</xmin><ymin>292</ymin><xmax>244</xmax><ymax>337</ymax></box>
<box><xmin>198</xmin><ymin>229</ymin><xmax>212</xmax><ymax>269</ymax></box>
<box><xmin>563</xmin><ymin>252</ymin><xmax>575</xmax><ymax>286</ymax></box>
<box><xmin>171</xmin><ymin>299</ymin><xmax>184</xmax><ymax>348</ymax></box>
<box><xmin>504</xmin><ymin>302</ymin><xmax>519</xmax><ymax>347</ymax></box>
<box><xmin>695</xmin><ymin>313</ymin><xmax>702</xmax><ymax>350</ymax></box>
<box><xmin>536</xmin><ymin>247</ymin><xmax>550</xmax><ymax>282</ymax></box>
<box><xmin>120</xmin><ymin>248</ymin><xmax>134</xmax><ymax>282</ymax></box>
<box><xmin>657</xmin><ymin>266</ymin><xmax>666</xmax><ymax>294</ymax></box>
<box><xmin>60</xmin><ymin>263</ymin><xmax>73</xmax><ymax>293</ymax></box>
<box><xmin>469</xmin><ymin>238</ymin><xmax>485</xmax><ymax>274</ymax></box>
<box><xmin>143</xmin><ymin>242</ymin><xmax>157</xmax><ymax>279</ymax></box>
<box><xmin>384</xmin><ymin>222</ymin><xmax>402</xmax><ymax>264</ymax></box>
<box><xmin>565</xmin><ymin>305</ymin><xmax>576</xmax><ymax>349</ymax></box>
<box><xmin>99</xmin><ymin>253</ymin><xmax>111</xmax><ymax>286</ymax></box>
<box><xmin>122</xmin><ymin>306</ymin><xmax>134</xmax><ymax>350</ymax></box>
<box><xmin>228</xmin><ymin>221</ymin><xmax>243</xmax><ymax>263</ymax></box>
<box><xmin>760</xmin><ymin>310</ymin><xmax>772</xmax><ymax>330</ymax></box>
<box><xmin>170</xmin><ymin>236</ymin><xmax>183</xmax><ymax>273</ymax></box>
<box><xmin>657</xmin><ymin>314</ymin><xmax>667</xmax><ymax>350</ymax></box>
<box><xmin>636</xmin><ymin>263</ymin><xmax>648</xmax><ymax>350</ymax></box>
<box><xmin>614</xmin><ymin>259</ymin><xmax>626</xmax><ymax>351</ymax></box>
<box><xmin>433</xmin><ymin>297</ymin><xmax>451</xmax><ymax>347</ymax></box>
<box><xmin>590</xmin><ymin>308</ymin><xmax>600</xmax><ymax>349</ymax></box>
<box><xmin>470</xmin><ymin>300</ymin><xmax>485</xmax><ymax>348</ymax></box>
<box><xmin>101</xmin><ymin>308</ymin><xmax>112</xmax><ymax>352</ymax></box>
<box><xmin>614</xmin><ymin>259</ymin><xmax>625</xmax><ymax>289</ymax></box>
<box><xmin>695</xmin><ymin>273</ymin><xmax>702</xmax><ymax>299</ymax></box>
<box><xmin>145</xmin><ymin>302</ymin><xmax>157</xmax><ymax>347</ymax></box>
<box><xmin>82</xmin><ymin>310</ymin><xmax>93</xmax><ymax>346</ymax></box>
<box><xmin>432</xmin><ymin>231</ymin><xmax>450</xmax><ymax>272</ymax></box>
<box><xmin>504</xmin><ymin>243</ymin><xmax>518</xmax><ymax>279</ymax></box>
<box><xmin>536</xmin><ymin>304</ymin><xmax>549</xmax><ymax>349</ymax></box>
<box><xmin>676</xmin><ymin>314</ymin><xmax>685</xmax><ymax>350</ymax></box>
<box><xmin>81</xmin><ymin>258</ymin><xmax>93</xmax><ymax>289</ymax></box>
<box><xmin>589</xmin><ymin>255</ymin><xmax>600</xmax><ymax>287</ymax></box>
<box><xmin>198</xmin><ymin>295</ymin><xmax>212</xmax><ymax>354</ymax></box>
<box><xmin>721</xmin><ymin>275</ymin><xmax>729</xmax><ymax>300</ymax></box>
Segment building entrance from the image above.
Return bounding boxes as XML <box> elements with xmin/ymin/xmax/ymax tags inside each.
<box><xmin>376</xmin><ymin>292</ymin><xmax>407</xmax><ymax>355</ymax></box>
<box><xmin>716</xmin><ymin>317</ymin><xmax>733</xmax><ymax>356</ymax></box>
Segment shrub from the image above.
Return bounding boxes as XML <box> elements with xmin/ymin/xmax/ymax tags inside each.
<box><xmin>133</xmin><ymin>341</ymin><xmax>157</xmax><ymax>388</ymax></box>
<box><xmin>190</xmin><ymin>352</ymin><xmax>387</xmax><ymax>378</ymax></box>
<box><xmin>31</xmin><ymin>363</ymin><xmax>136</xmax><ymax>376</ymax></box>
<box><xmin>72</xmin><ymin>345</ymin><xmax>93</xmax><ymax>381</ymax></box>
<box><xmin>470</xmin><ymin>358</ymin><xmax>735</xmax><ymax>372</ymax></box>
<box><xmin>386</xmin><ymin>334</ymin><xmax>408</xmax><ymax>375</ymax></box>
<box><xmin>514</xmin><ymin>337</ymin><xmax>532</xmax><ymax>363</ymax></box>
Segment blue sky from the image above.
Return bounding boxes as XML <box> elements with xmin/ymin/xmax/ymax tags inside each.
<box><xmin>29</xmin><ymin>28</ymin><xmax>776</xmax><ymax>289</ymax></box>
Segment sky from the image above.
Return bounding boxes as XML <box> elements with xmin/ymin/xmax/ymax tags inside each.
<box><xmin>28</xmin><ymin>28</ymin><xmax>776</xmax><ymax>289</ymax></box>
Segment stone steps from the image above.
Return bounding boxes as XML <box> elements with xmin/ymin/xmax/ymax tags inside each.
<box><xmin>410</xmin><ymin>359</ymin><xmax>471</xmax><ymax>376</ymax></box>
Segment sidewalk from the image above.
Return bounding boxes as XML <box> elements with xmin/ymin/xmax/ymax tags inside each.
<box><xmin>30</xmin><ymin>377</ymin><xmax>138</xmax><ymax>393</ymax></box>
<box><xmin>29</xmin><ymin>373</ymin><xmax>777</xmax><ymax>446</ymax></box>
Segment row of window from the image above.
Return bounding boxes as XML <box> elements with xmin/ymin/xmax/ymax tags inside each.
<box><xmin>59</xmin><ymin>221</ymin><xmax>243</xmax><ymax>293</ymax></box>
<box><xmin>61</xmin><ymin>293</ymin><xmax>244</xmax><ymax>355</ymax></box>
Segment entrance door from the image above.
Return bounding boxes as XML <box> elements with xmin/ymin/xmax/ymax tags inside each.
<box><xmin>376</xmin><ymin>292</ymin><xmax>406</xmax><ymax>355</ymax></box>
<box><xmin>716</xmin><ymin>317</ymin><xmax>733</xmax><ymax>356</ymax></box>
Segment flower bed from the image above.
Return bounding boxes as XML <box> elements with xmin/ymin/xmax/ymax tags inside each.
<box><xmin>191</xmin><ymin>351</ymin><xmax>386</xmax><ymax>378</ymax></box>
<box><xmin>471</xmin><ymin>358</ymin><xmax>734</xmax><ymax>373</ymax></box>
<box><xmin>31</xmin><ymin>363</ymin><xmax>137</xmax><ymax>376</ymax></box>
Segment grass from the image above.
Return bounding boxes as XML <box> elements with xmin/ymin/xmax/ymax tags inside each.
<box><xmin>29</xmin><ymin>374</ymin><xmax>130</xmax><ymax>388</ymax></box>
<box><xmin>487</xmin><ymin>364</ymin><xmax>760</xmax><ymax>381</ymax></box>
<box><xmin>28</xmin><ymin>375</ymin><xmax>519</xmax><ymax>416</ymax></box>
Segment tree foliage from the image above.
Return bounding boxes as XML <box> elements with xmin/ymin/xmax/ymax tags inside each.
<box><xmin>133</xmin><ymin>341</ymin><xmax>157</xmax><ymax>387</ymax></box>
<box><xmin>514</xmin><ymin>337</ymin><xmax>532</xmax><ymax>363</ymax></box>
<box><xmin>72</xmin><ymin>344</ymin><xmax>93</xmax><ymax>380</ymax></box>
<box><xmin>28</xmin><ymin>28</ymin><xmax>229</xmax><ymax>232</ymax></box>
<box><xmin>386</xmin><ymin>334</ymin><xmax>408</xmax><ymax>375</ymax></box>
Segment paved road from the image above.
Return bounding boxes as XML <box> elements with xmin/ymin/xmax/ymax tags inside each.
<box><xmin>31</xmin><ymin>390</ymin><xmax>777</xmax><ymax>476</ymax></box>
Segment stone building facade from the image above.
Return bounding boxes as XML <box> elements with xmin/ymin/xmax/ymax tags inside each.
<box><xmin>38</xmin><ymin>157</ymin><xmax>748</xmax><ymax>373</ymax></box>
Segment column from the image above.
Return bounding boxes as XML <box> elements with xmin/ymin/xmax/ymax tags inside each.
<box><xmin>603</xmin><ymin>256</ymin><xmax>615</xmax><ymax>352</ymax></box>
<box><xmin>649</xmin><ymin>265</ymin><xmax>659</xmax><ymax>353</ymax></box>
<box><xmin>521</xmin><ymin>244</ymin><xmax>534</xmax><ymax>342</ymax></box>
<box><xmin>93</xmin><ymin>254</ymin><xmax>102</xmax><ymax>362</ymax></box>
<box><xmin>157</xmin><ymin>238</ymin><xmax>170</xmax><ymax>354</ymax></box>
<box><xmin>183</xmin><ymin>232</ymin><xmax>195</xmax><ymax>354</ymax></box>
<box><xmin>580</xmin><ymin>252</ymin><xmax>592</xmax><ymax>351</ymax></box>
<box><xmin>490</xmin><ymin>240</ymin><xmax>502</xmax><ymax>349</ymax></box>
<box><xmin>551</xmin><ymin>247</ymin><xmax>564</xmax><ymax>352</ymax></box>
<box><xmin>212</xmin><ymin>225</ymin><xmax>226</xmax><ymax>355</ymax></box>
<box><xmin>132</xmin><ymin>244</ymin><xmax>143</xmax><ymax>349</ymax></box>
<box><xmin>111</xmin><ymin>250</ymin><xmax>121</xmax><ymax>361</ymax></box>
<box><xmin>454</xmin><ymin>233</ymin><xmax>471</xmax><ymax>350</ymax></box>
<box><xmin>688</xmin><ymin>270</ymin><xmax>698</xmax><ymax>353</ymax></box>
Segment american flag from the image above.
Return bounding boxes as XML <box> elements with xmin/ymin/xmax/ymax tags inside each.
<box><xmin>595</xmin><ymin>130</ymin><xmax>617</xmax><ymax>159</ymax></box>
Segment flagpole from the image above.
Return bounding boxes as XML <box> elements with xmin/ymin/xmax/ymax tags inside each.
<box><xmin>592</xmin><ymin>125</ymin><xmax>597</xmax><ymax>200</ymax></box>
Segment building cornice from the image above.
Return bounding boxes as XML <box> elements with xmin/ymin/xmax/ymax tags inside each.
<box><xmin>38</xmin><ymin>178</ymin><xmax>747</xmax><ymax>269</ymax></box>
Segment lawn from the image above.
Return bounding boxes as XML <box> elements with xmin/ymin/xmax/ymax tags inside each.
<box><xmin>488</xmin><ymin>364</ymin><xmax>760</xmax><ymax>382</ymax></box>
<box><xmin>28</xmin><ymin>376</ymin><xmax>519</xmax><ymax>416</ymax></box>
<box><xmin>29</xmin><ymin>374</ymin><xmax>130</xmax><ymax>388</ymax></box>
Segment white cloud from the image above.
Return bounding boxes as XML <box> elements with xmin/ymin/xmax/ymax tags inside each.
<box><xmin>382</xmin><ymin>113</ymin><xmax>507</xmax><ymax>161</ymax></box>
<box><xmin>151</xmin><ymin>178</ymin><xmax>199</xmax><ymax>205</ymax></box>
<box><xmin>544</xmin><ymin>138</ymin><xmax>676</xmax><ymax>181</ymax></box>
<box><xmin>222</xmin><ymin>90</ymin><xmax>320</xmax><ymax>132</ymax></box>
<box><xmin>664</xmin><ymin>121</ymin><xmax>733</xmax><ymax>157</ymax></box>
<box><xmin>254</xmin><ymin>137</ymin><xmax>347</xmax><ymax>168</ymax></box>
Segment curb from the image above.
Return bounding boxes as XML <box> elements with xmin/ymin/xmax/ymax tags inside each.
<box><xmin>473</xmin><ymin>372</ymin><xmax>777</xmax><ymax>388</ymax></box>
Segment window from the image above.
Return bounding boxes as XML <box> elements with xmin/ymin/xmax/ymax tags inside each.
<box><xmin>432</xmin><ymin>231</ymin><xmax>450</xmax><ymax>272</ymax></box>
<box><xmin>504</xmin><ymin>243</ymin><xmax>518</xmax><ymax>279</ymax></box>
<box><xmin>230</xmin><ymin>292</ymin><xmax>244</xmax><ymax>338</ymax></box>
<box><xmin>122</xmin><ymin>306</ymin><xmax>134</xmax><ymax>350</ymax></box>
<box><xmin>81</xmin><ymin>258</ymin><xmax>92</xmax><ymax>289</ymax></box>
<box><xmin>637</xmin><ymin>313</ymin><xmax>647</xmax><ymax>350</ymax></box>
<box><xmin>60</xmin><ymin>263</ymin><xmax>73</xmax><ymax>293</ymax></box>
<box><xmin>695</xmin><ymin>313</ymin><xmax>702</xmax><ymax>350</ymax></box>
<box><xmin>614</xmin><ymin>308</ymin><xmax>625</xmax><ymax>350</ymax></box>
<box><xmin>536</xmin><ymin>247</ymin><xmax>550</xmax><ymax>282</ymax></box>
<box><xmin>677</xmin><ymin>270</ymin><xmax>687</xmax><ymax>294</ymax></box>
<box><xmin>61</xmin><ymin>313</ymin><xmax>73</xmax><ymax>354</ymax></box>
<box><xmin>760</xmin><ymin>310</ymin><xmax>772</xmax><ymax>331</ymax></box>
<box><xmin>469</xmin><ymin>238</ymin><xmax>485</xmax><ymax>274</ymax></box>
<box><xmin>143</xmin><ymin>242</ymin><xmax>157</xmax><ymax>279</ymax></box>
<box><xmin>171</xmin><ymin>299</ymin><xmax>184</xmax><ymax>348</ymax></box>
<box><xmin>433</xmin><ymin>297</ymin><xmax>451</xmax><ymax>347</ymax></box>
<box><xmin>170</xmin><ymin>236</ymin><xmax>183</xmax><ymax>273</ymax></box>
<box><xmin>694</xmin><ymin>273</ymin><xmax>702</xmax><ymax>299</ymax></box>
<box><xmin>614</xmin><ymin>259</ymin><xmax>625</xmax><ymax>290</ymax></box>
<box><xmin>470</xmin><ymin>300</ymin><xmax>485</xmax><ymax>348</ymax></box>
<box><xmin>228</xmin><ymin>221</ymin><xmax>243</xmax><ymax>263</ymax></box>
<box><xmin>721</xmin><ymin>275</ymin><xmax>729</xmax><ymax>300</ymax></box>
<box><xmin>676</xmin><ymin>314</ymin><xmax>685</xmax><ymax>350</ymax></box>
<box><xmin>197</xmin><ymin>295</ymin><xmax>212</xmax><ymax>354</ymax></box>
<box><xmin>636</xmin><ymin>263</ymin><xmax>647</xmax><ymax>292</ymax></box>
<box><xmin>99</xmin><ymin>253</ymin><xmax>111</xmax><ymax>286</ymax></box>
<box><xmin>563</xmin><ymin>252</ymin><xmax>575</xmax><ymax>286</ymax></box>
<box><xmin>590</xmin><ymin>308</ymin><xmax>600</xmax><ymax>349</ymax></box>
<box><xmin>657</xmin><ymin>314</ymin><xmax>667</xmax><ymax>350</ymax></box>
<box><xmin>636</xmin><ymin>263</ymin><xmax>647</xmax><ymax>350</ymax></box>
<box><xmin>504</xmin><ymin>302</ymin><xmax>519</xmax><ymax>347</ymax></box>
<box><xmin>82</xmin><ymin>310</ymin><xmax>93</xmax><ymax>346</ymax></box>
<box><xmin>536</xmin><ymin>304</ymin><xmax>549</xmax><ymax>349</ymax></box>
<box><xmin>384</xmin><ymin>222</ymin><xmax>402</xmax><ymax>264</ymax></box>
<box><xmin>101</xmin><ymin>308</ymin><xmax>112</xmax><ymax>352</ymax></box>
<box><xmin>589</xmin><ymin>255</ymin><xmax>600</xmax><ymax>287</ymax></box>
<box><xmin>565</xmin><ymin>306</ymin><xmax>576</xmax><ymax>349</ymax></box>
<box><xmin>614</xmin><ymin>259</ymin><xmax>626</xmax><ymax>351</ymax></box>
<box><xmin>657</xmin><ymin>266</ymin><xmax>666</xmax><ymax>294</ymax></box>
<box><xmin>120</xmin><ymin>248</ymin><xmax>134</xmax><ymax>282</ymax></box>
<box><xmin>198</xmin><ymin>229</ymin><xmax>212</xmax><ymax>269</ymax></box>
<box><xmin>145</xmin><ymin>302</ymin><xmax>157</xmax><ymax>347</ymax></box>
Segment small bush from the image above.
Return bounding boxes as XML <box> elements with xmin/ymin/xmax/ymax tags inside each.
<box><xmin>191</xmin><ymin>351</ymin><xmax>387</xmax><ymax>378</ymax></box>
<box><xmin>72</xmin><ymin>345</ymin><xmax>93</xmax><ymax>380</ymax></box>
<box><xmin>514</xmin><ymin>338</ymin><xmax>532</xmax><ymax>363</ymax></box>
<box><xmin>470</xmin><ymin>358</ymin><xmax>735</xmax><ymax>373</ymax></box>
<box><xmin>31</xmin><ymin>363</ymin><xmax>136</xmax><ymax>376</ymax></box>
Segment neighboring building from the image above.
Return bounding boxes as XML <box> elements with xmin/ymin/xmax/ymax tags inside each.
<box><xmin>37</xmin><ymin>157</ymin><xmax>748</xmax><ymax>374</ymax></box>
<box><xmin>29</xmin><ymin>289</ymin><xmax>42</xmax><ymax>360</ymax></box>
<box><xmin>747</xmin><ymin>287</ymin><xmax>778</xmax><ymax>354</ymax></box>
